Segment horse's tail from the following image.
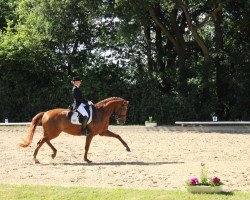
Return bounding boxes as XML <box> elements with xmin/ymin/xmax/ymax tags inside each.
<box><xmin>19</xmin><ymin>112</ymin><xmax>44</xmax><ymax>148</ymax></box>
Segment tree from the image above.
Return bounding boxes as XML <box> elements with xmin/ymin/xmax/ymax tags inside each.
<box><xmin>0</xmin><ymin>0</ymin><xmax>17</xmax><ymax>30</ymax></box>
<box><xmin>0</xmin><ymin>0</ymin><xmax>249</xmax><ymax>123</ymax></box>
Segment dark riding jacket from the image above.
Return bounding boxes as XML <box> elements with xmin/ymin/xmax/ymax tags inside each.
<box><xmin>71</xmin><ymin>86</ymin><xmax>88</xmax><ymax>110</ymax></box>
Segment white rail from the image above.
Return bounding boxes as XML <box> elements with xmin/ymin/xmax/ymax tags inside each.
<box><xmin>175</xmin><ymin>121</ymin><xmax>250</xmax><ymax>126</ymax></box>
<box><xmin>0</xmin><ymin>122</ymin><xmax>31</xmax><ymax>126</ymax></box>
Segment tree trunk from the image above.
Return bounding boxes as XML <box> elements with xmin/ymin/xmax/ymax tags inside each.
<box><xmin>170</xmin><ymin>9</ymin><xmax>187</xmax><ymax>94</ymax></box>
<box><xmin>148</xmin><ymin>5</ymin><xmax>186</xmax><ymax>94</ymax></box>
<box><xmin>214</xmin><ymin>5</ymin><xmax>226</xmax><ymax>119</ymax></box>
<box><xmin>143</xmin><ymin>22</ymin><xmax>154</xmax><ymax>72</ymax></box>
<box><xmin>178</xmin><ymin>1</ymin><xmax>222</xmax><ymax>119</ymax></box>
<box><xmin>155</xmin><ymin>24</ymin><xmax>165</xmax><ymax>72</ymax></box>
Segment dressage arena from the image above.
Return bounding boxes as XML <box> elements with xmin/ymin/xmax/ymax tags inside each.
<box><xmin>0</xmin><ymin>125</ymin><xmax>249</xmax><ymax>191</ymax></box>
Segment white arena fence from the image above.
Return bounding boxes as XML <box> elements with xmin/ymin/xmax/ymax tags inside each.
<box><xmin>0</xmin><ymin>122</ymin><xmax>250</xmax><ymax>134</ymax></box>
<box><xmin>0</xmin><ymin>122</ymin><xmax>31</xmax><ymax>126</ymax></box>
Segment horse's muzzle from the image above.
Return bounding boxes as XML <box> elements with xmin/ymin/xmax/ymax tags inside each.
<box><xmin>116</xmin><ymin>115</ymin><xmax>126</xmax><ymax>125</ymax></box>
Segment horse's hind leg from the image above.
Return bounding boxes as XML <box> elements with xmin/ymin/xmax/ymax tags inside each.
<box><xmin>46</xmin><ymin>141</ymin><xmax>57</xmax><ymax>159</ymax></box>
<box><xmin>100</xmin><ymin>130</ymin><xmax>131</xmax><ymax>152</ymax></box>
<box><xmin>33</xmin><ymin>137</ymin><xmax>47</xmax><ymax>164</ymax></box>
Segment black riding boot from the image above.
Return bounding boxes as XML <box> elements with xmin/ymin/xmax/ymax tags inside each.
<box><xmin>81</xmin><ymin>116</ymin><xmax>89</xmax><ymax>136</ymax></box>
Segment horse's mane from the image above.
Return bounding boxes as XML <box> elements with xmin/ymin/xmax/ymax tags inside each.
<box><xmin>95</xmin><ymin>97</ymin><xmax>124</xmax><ymax>108</ymax></box>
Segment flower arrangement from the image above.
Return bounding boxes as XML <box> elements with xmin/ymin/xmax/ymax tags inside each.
<box><xmin>145</xmin><ymin>116</ymin><xmax>156</xmax><ymax>123</ymax></box>
<box><xmin>186</xmin><ymin>163</ymin><xmax>223</xmax><ymax>187</ymax></box>
<box><xmin>145</xmin><ymin>116</ymin><xmax>157</xmax><ymax>127</ymax></box>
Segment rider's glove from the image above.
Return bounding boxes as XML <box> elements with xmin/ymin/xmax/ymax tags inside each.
<box><xmin>88</xmin><ymin>101</ymin><xmax>94</xmax><ymax>106</ymax></box>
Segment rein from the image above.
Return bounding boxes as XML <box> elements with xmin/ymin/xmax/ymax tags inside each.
<box><xmin>114</xmin><ymin>103</ymin><xmax>128</xmax><ymax>123</ymax></box>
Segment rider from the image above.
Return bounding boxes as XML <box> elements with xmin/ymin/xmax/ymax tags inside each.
<box><xmin>71</xmin><ymin>76</ymin><xmax>93</xmax><ymax>135</ymax></box>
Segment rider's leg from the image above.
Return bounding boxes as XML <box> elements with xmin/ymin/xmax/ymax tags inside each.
<box><xmin>77</xmin><ymin>103</ymin><xmax>89</xmax><ymax>117</ymax></box>
<box><xmin>77</xmin><ymin>103</ymin><xmax>89</xmax><ymax>136</ymax></box>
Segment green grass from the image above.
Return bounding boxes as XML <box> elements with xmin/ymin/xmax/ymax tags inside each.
<box><xmin>0</xmin><ymin>184</ymin><xmax>249</xmax><ymax>200</ymax></box>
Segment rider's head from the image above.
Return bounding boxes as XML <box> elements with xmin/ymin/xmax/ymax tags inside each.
<box><xmin>71</xmin><ymin>76</ymin><xmax>82</xmax><ymax>87</ymax></box>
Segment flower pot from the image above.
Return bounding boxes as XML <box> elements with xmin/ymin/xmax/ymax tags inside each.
<box><xmin>145</xmin><ymin>122</ymin><xmax>157</xmax><ymax>127</ymax></box>
<box><xmin>187</xmin><ymin>185</ymin><xmax>223</xmax><ymax>194</ymax></box>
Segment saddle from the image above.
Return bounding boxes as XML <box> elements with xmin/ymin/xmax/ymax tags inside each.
<box><xmin>67</xmin><ymin>105</ymin><xmax>93</xmax><ymax>125</ymax></box>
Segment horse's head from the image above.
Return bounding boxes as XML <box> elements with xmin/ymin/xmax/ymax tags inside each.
<box><xmin>114</xmin><ymin>100</ymin><xmax>129</xmax><ymax>124</ymax></box>
<box><xmin>97</xmin><ymin>97</ymin><xmax>129</xmax><ymax>124</ymax></box>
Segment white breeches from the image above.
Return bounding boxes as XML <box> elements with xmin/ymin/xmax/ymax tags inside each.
<box><xmin>77</xmin><ymin>103</ymin><xmax>89</xmax><ymax>117</ymax></box>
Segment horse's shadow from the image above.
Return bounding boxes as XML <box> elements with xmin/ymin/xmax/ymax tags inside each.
<box><xmin>61</xmin><ymin>161</ymin><xmax>184</xmax><ymax>166</ymax></box>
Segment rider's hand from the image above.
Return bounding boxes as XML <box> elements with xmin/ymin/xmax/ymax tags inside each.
<box><xmin>88</xmin><ymin>101</ymin><xmax>94</xmax><ymax>105</ymax></box>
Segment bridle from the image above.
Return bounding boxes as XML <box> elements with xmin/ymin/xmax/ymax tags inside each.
<box><xmin>115</xmin><ymin>103</ymin><xmax>128</xmax><ymax>123</ymax></box>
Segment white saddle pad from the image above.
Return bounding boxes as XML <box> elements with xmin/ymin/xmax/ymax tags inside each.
<box><xmin>71</xmin><ymin>107</ymin><xmax>93</xmax><ymax>125</ymax></box>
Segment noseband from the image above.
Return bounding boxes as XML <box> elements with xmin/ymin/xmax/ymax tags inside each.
<box><xmin>115</xmin><ymin>114</ymin><xmax>126</xmax><ymax>121</ymax></box>
<box><xmin>115</xmin><ymin>104</ymin><xmax>127</xmax><ymax>122</ymax></box>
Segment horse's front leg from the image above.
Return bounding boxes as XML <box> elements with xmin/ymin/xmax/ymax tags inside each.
<box><xmin>100</xmin><ymin>130</ymin><xmax>131</xmax><ymax>152</ymax></box>
<box><xmin>84</xmin><ymin>134</ymin><xmax>94</xmax><ymax>163</ymax></box>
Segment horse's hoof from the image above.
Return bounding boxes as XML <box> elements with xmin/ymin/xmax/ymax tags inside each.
<box><xmin>51</xmin><ymin>153</ymin><xmax>57</xmax><ymax>159</ymax></box>
<box><xmin>126</xmin><ymin>148</ymin><xmax>131</xmax><ymax>152</ymax></box>
<box><xmin>33</xmin><ymin>158</ymin><xmax>40</xmax><ymax>164</ymax></box>
<box><xmin>85</xmin><ymin>159</ymin><xmax>92</xmax><ymax>163</ymax></box>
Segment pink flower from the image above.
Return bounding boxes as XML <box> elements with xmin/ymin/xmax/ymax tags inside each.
<box><xmin>212</xmin><ymin>177</ymin><xmax>221</xmax><ymax>184</ymax></box>
<box><xmin>189</xmin><ymin>178</ymin><xmax>199</xmax><ymax>185</ymax></box>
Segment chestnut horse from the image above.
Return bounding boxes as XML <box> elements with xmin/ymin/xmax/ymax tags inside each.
<box><xmin>19</xmin><ymin>97</ymin><xmax>130</xmax><ymax>163</ymax></box>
